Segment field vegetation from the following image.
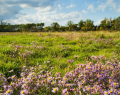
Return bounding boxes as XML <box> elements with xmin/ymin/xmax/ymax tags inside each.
<box><xmin>0</xmin><ymin>31</ymin><xmax>120</xmax><ymax>95</ymax></box>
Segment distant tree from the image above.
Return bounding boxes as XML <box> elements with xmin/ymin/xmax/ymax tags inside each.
<box><xmin>114</xmin><ymin>16</ymin><xmax>120</xmax><ymax>31</ymax></box>
<box><xmin>84</xmin><ymin>19</ymin><xmax>94</xmax><ymax>31</ymax></box>
<box><xmin>78</xmin><ymin>20</ymin><xmax>84</xmax><ymax>30</ymax></box>
<box><xmin>100</xmin><ymin>18</ymin><xmax>111</xmax><ymax>30</ymax></box>
<box><xmin>37</xmin><ymin>23</ymin><xmax>44</xmax><ymax>31</ymax></box>
<box><xmin>67</xmin><ymin>21</ymin><xmax>74</xmax><ymax>27</ymax></box>
<box><xmin>70</xmin><ymin>24</ymin><xmax>78</xmax><ymax>31</ymax></box>
<box><xmin>19</xmin><ymin>24</ymin><xmax>26</xmax><ymax>32</ymax></box>
<box><xmin>67</xmin><ymin>21</ymin><xmax>74</xmax><ymax>31</ymax></box>
<box><xmin>44</xmin><ymin>26</ymin><xmax>50</xmax><ymax>32</ymax></box>
<box><xmin>0</xmin><ymin>20</ymin><xmax>8</xmax><ymax>31</ymax></box>
<box><xmin>25</xmin><ymin>23</ymin><xmax>36</xmax><ymax>32</ymax></box>
<box><xmin>111</xmin><ymin>18</ymin><xmax>115</xmax><ymax>30</ymax></box>
<box><xmin>51</xmin><ymin>22</ymin><xmax>60</xmax><ymax>32</ymax></box>
<box><xmin>60</xmin><ymin>26</ymin><xmax>67</xmax><ymax>32</ymax></box>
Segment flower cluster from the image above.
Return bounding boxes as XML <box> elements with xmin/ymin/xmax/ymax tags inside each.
<box><xmin>0</xmin><ymin>55</ymin><xmax>120</xmax><ymax>95</ymax></box>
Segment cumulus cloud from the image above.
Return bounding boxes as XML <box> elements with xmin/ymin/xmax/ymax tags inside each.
<box><xmin>0</xmin><ymin>0</ymin><xmax>58</xmax><ymax>20</ymax></box>
<box><xmin>94</xmin><ymin>19</ymin><xmax>103</xmax><ymax>26</ymax></box>
<box><xmin>82</xmin><ymin>10</ymin><xmax>88</xmax><ymax>14</ymax></box>
<box><xmin>117</xmin><ymin>8</ymin><xmax>120</xmax><ymax>13</ymax></box>
<box><xmin>9</xmin><ymin>11</ymin><xmax>82</xmax><ymax>26</ymax></box>
<box><xmin>0</xmin><ymin>5</ymin><xmax>23</xmax><ymax>19</ymax></box>
<box><xmin>58</xmin><ymin>4</ymin><xmax>62</xmax><ymax>11</ymax></box>
<box><xmin>66</xmin><ymin>4</ymin><xmax>76</xmax><ymax>8</ymax></box>
<box><xmin>87</xmin><ymin>4</ymin><xmax>95</xmax><ymax>12</ymax></box>
<box><xmin>97</xmin><ymin>0</ymin><xmax>116</xmax><ymax>11</ymax></box>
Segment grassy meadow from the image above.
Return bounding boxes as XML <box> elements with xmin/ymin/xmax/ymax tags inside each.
<box><xmin>0</xmin><ymin>31</ymin><xmax>120</xmax><ymax>95</ymax></box>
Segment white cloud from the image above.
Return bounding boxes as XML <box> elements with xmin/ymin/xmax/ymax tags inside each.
<box><xmin>58</xmin><ymin>4</ymin><xmax>62</xmax><ymax>11</ymax></box>
<box><xmin>9</xmin><ymin>10</ymin><xmax>82</xmax><ymax>26</ymax></box>
<box><xmin>0</xmin><ymin>0</ymin><xmax>58</xmax><ymax>20</ymax></box>
<box><xmin>66</xmin><ymin>4</ymin><xmax>76</xmax><ymax>8</ymax></box>
<box><xmin>82</xmin><ymin>10</ymin><xmax>88</xmax><ymax>14</ymax></box>
<box><xmin>94</xmin><ymin>19</ymin><xmax>103</xmax><ymax>26</ymax></box>
<box><xmin>97</xmin><ymin>3</ymin><xmax>107</xmax><ymax>12</ymax></box>
<box><xmin>97</xmin><ymin>0</ymin><xmax>116</xmax><ymax>11</ymax></box>
<box><xmin>87</xmin><ymin>4</ymin><xmax>95</xmax><ymax>12</ymax></box>
<box><xmin>117</xmin><ymin>5</ymin><xmax>120</xmax><ymax>13</ymax></box>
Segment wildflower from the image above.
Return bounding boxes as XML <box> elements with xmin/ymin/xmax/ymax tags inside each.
<box><xmin>21</xmin><ymin>72</ymin><xmax>25</xmax><ymax>77</ymax></box>
<box><xmin>8</xmin><ymin>70</ymin><xmax>13</xmax><ymax>73</ymax></box>
<box><xmin>68</xmin><ymin>59</ymin><xmax>74</xmax><ymax>63</ymax></box>
<box><xmin>5</xmin><ymin>89</ymin><xmax>13</xmax><ymax>95</ymax></box>
<box><xmin>78</xmin><ymin>82</ymin><xmax>82</xmax><ymax>89</ymax></box>
<box><xmin>47</xmin><ymin>60</ymin><xmax>50</xmax><ymax>63</ymax></box>
<box><xmin>104</xmin><ymin>91</ymin><xmax>108</xmax><ymax>95</ymax></box>
<box><xmin>52</xmin><ymin>87</ymin><xmax>59</xmax><ymax>93</ymax></box>
<box><xmin>29</xmin><ymin>72</ymin><xmax>35</xmax><ymax>77</ymax></box>
<box><xmin>74</xmin><ymin>55</ymin><xmax>79</xmax><ymax>59</ymax></box>
<box><xmin>47</xmin><ymin>77</ymin><xmax>52</xmax><ymax>82</ymax></box>
<box><xmin>118</xmin><ymin>91</ymin><xmax>120</xmax><ymax>95</ymax></box>
<box><xmin>20</xmin><ymin>90</ymin><xmax>28</xmax><ymax>95</ymax></box>
<box><xmin>23</xmin><ymin>66</ymin><xmax>26</xmax><ymax>69</ymax></box>
<box><xmin>51</xmin><ymin>81</ymin><xmax>56</xmax><ymax>85</ymax></box>
<box><xmin>22</xmin><ymin>84</ymin><xmax>27</xmax><ymax>89</ymax></box>
<box><xmin>11</xmin><ymin>75</ymin><xmax>16</xmax><ymax>80</ymax></box>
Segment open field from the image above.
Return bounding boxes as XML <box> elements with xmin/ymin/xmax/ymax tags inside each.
<box><xmin>0</xmin><ymin>31</ymin><xmax>120</xmax><ymax>95</ymax></box>
<box><xmin>0</xmin><ymin>31</ymin><xmax>120</xmax><ymax>74</ymax></box>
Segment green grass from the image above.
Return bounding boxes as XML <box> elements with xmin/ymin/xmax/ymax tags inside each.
<box><xmin>0</xmin><ymin>31</ymin><xmax>120</xmax><ymax>76</ymax></box>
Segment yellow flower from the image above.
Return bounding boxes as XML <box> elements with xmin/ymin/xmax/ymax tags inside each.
<box><xmin>28</xmin><ymin>75</ymin><xmax>30</xmax><ymax>78</ymax></box>
<box><xmin>73</xmin><ymin>88</ymin><xmax>76</xmax><ymax>91</ymax></box>
<box><xmin>78</xmin><ymin>75</ymin><xmax>81</xmax><ymax>78</ymax></box>
<box><xmin>48</xmin><ymin>77</ymin><xmax>51</xmax><ymax>80</ymax></box>
<box><xmin>93</xmin><ymin>86</ymin><xmax>95</xmax><ymax>89</ymax></box>
<box><xmin>31</xmin><ymin>73</ymin><xmax>34</xmax><ymax>76</ymax></box>
<box><xmin>21</xmin><ymin>91</ymin><xmax>24</xmax><ymax>94</ymax></box>
<box><xmin>10</xmin><ymin>82</ymin><xmax>13</xmax><ymax>86</ymax></box>
<box><xmin>110</xmin><ymin>90</ymin><xmax>112</xmax><ymax>93</ymax></box>
<box><xmin>6</xmin><ymin>90</ymin><xmax>10</xmax><ymax>94</ymax></box>
<box><xmin>114</xmin><ymin>83</ymin><xmax>117</xmax><ymax>86</ymax></box>
<box><xmin>54</xmin><ymin>88</ymin><xmax>57</xmax><ymax>92</ymax></box>
<box><xmin>12</xmin><ymin>76</ymin><xmax>15</xmax><ymax>79</ymax></box>
<box><xmin>66</xmin><ymin>84</ymin><xmax>69</xmax><ymax>86</ymax></box>
<box><xmin>104</xmin><ymin>91</ymin><xmax>108</xmax><ymax>95</ymax></box>
<box><xmin>118</xmin><ymin>92</ymin><xmax>120</xmax><ymax>95</ymax></box>
<box><xmin>52</xmin><ymin>82</ymin><xmax>55</xmax><ymax>84</ymax></box>
<box><xmin>83</xmin><ymin>80</ymin><xmax>85</xmax><ymax>83</ymax></box>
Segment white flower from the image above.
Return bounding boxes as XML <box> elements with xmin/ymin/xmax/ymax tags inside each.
<box><xmin>52</xmin><ymin>87</ymin><xmax>59</xmax><ymax>93</ymax></box>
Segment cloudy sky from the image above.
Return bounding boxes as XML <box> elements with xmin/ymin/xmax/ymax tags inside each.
<box><xmin>0</xmin><ymin>0</ymin><xmax>120</xmax><ymax>26</ymax></box>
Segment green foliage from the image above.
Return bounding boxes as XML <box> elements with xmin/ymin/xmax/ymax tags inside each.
<box><xmin>51</xmin><ymin>22</ymin><xmax>60</xmax><ymax>31</ymax></box>
<box><xmin>78</xmin><ymin>20</ymin><xmax>84</xmax><ymax>30</ymax></box>
<box><xmin>114</xmin><ymin>16</ymin><xmax>120</xmax><ymax>31</ymax></box>
<box><xmin>84</xmin><ymin>19</ymin><xmax>94</xmax><ymax>31</ymax></box>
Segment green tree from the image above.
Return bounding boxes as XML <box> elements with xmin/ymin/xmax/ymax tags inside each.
<box><xmin>70</xmin><ymin>24</ymin><xmax>78</xmax><ymax>31</ymax></box>
<box><xmin>100</xmin><ymin>18</ymin><xmax>111</xmax><ymax>30</ymax></box>
<box><xmin>44</xmin><ymin>26</ymin><xmax>50</xmax><ymax>32</ymax></box>
<box><xmin>51</xmin><ymin>22</ymin><xmax>60</xmax><ymax>32</ymax></box>
<box><xmin>78</xmin><ymin>20</ymin><xmax>84</xmax><ymax>30</ymax></box>
<box><xmin>37</xmin><ymin>23</ymin><xmax>44</xmax><ymax>31</ymax></box>
<box><xmin>18</xmin><ymin>24</ymin><xmax>26</xmax><ymax>32</ymax></box>
<box><xmin>111</xmin><ymin>18</ymin><xmax>115</xmax><ymax>30</ymax></box>
<box><xmin>84</xmin><ymin>19</ymin><xmax>94</xmax><ymax>31</ymax></box>
<box><xmin>114</xmin><ymin>16</ymin><xmax>120</xmax><ymax>31</ymax></box>
<box><xmin>25</xmin><ymin>23</ymin><xmax>36</xmax><ymax>32</ymax></box>
<box><xmin>67</xmin><ymin>21</ymin><xmax>74</xmax><ymax>31</ymax></box>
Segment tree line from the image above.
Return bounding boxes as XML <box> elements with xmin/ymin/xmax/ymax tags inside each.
<box><xmin>0</xmin><ymin>16</ymin><xmax>120</xmax><ymax>32</ymax></box>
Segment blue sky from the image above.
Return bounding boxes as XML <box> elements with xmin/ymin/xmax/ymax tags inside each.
<box><xmin>0</xmin><ymin>0</ymin><xmax>120</xmax><ymax>26</ymax></box>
